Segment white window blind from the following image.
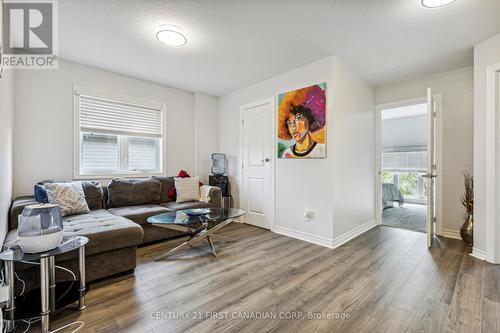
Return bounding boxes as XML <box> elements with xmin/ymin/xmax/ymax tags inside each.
<box><xmin>128</xmin><ymin>137</ymin><xmax>159</xmax><ymax>171</ymax></box>
<box><xmin>79</xmin><ymin>95</ymin><xmax>163</xmax><ymax>138</ymax></box>
<box><xmin>75</xmin><ymin>87</ymin><xmax>165</xmax><ymax>177</ymax></box>
<box><xmin>382</xmin><ymin>151</ymin><xmax>427</xmax><ymax>171</ymax></box>
<box><xmin>81</xmin><ymin>133</ymin><xmax>119</xmax><ymax>173</ymax></box>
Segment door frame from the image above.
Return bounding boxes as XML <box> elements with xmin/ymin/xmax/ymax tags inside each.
<box><xmin>375</xmin><ymin>95</ymin><xmax>443</xmax><ymax>236</ymax></box>
<box><xmin>483</xmin><ymin>62</ymin><xmax>500</xmax><ymax>263</ymax></box>
<box><xmin>238</xmin><ymin>97</ymin><xmax>276</xmax><ymax>229</ymax></box>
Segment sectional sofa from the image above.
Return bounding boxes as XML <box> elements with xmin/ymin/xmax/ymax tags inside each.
<box><xmin>7</xmin><ymin>176</ymin><xmax>222</xmax><ymax>285</ymax></box>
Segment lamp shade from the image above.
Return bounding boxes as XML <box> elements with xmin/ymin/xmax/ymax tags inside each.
<box><xmin>18</xmin><ymin>204</ymin><xmax>64</xmax><ymax>253</ymax></box>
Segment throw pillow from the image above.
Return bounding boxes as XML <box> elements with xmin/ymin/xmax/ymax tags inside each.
<box><xmin>34</xmin><ymin>184</ymin><xmax>49</xmax><ymax>203</ymax></box>
<box><xmin>35</xmin><ymin>180</ymin><xmax>104</xmax><ymax>210</ymax></box>
<box><xmin>175</xmin><ymin>177</ymin><xmax>201</xmax><ymax>203</ymax></box>
<box><xmin>167</xmin><ymin>170</ymin><xmax>203</xmax><ymax>201</ymax></box>
<box><xmin>44</xmin><ymin>182</ymin><xmax>90</xmax><ymax>217</ymax></box>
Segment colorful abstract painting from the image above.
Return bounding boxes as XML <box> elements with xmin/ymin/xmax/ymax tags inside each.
<box><xmin>277</xmin><ymin>83</ymin><xmax>327</xmax><ymax>159</ymax></box>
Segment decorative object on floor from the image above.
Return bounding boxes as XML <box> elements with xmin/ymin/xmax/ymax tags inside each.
<box><xmin>459</xmin><ymin>170</ymin><xmax>473</xmax><ymax>246</ymax></box>
<box><xmin>44</xmin><ymin>182</ymin><xmax>90</xmax><ymax>216</ymax></box>
<box><xmin>18</xmin><ymin>204</ymin><xmax>64</xmax><ymax>253</ymax></box>
<box><xmin>278</xmin><ymin>83</ymin><xmax>327</xmax><ymax>159</ymax></box>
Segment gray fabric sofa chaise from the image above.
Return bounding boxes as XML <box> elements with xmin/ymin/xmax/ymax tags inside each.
<box><xmin>6</xmin><ymin>176</ymin><xmax>222</xmax><ymax>286</ymax></box>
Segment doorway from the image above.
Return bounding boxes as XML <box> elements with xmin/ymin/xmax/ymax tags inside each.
<box><xmin>376</xmin><ymin>93</ymin><xmax>442</xmax><ymax>247</ymax></box>
<box><xmin>380</xmin><ymin>102</ymin><xmax>428</xmax><ymax>233</ymax></box>
<box><xmin>239</xmin><ymin>98</ymin><xmax>274</xmax><ymax>230</ymax></box>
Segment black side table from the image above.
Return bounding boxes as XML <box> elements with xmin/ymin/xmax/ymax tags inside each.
<box><xmin>0</xmin><ymin>236</ymin><xmax>89</xmax><ymax>333</ymax></box>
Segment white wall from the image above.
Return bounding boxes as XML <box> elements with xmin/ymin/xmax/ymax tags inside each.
<box><xmin>13</xmin><ymin>60</ymin><xmax>202</xmax><ymax>197</ymax></box>
<box><xmin>0</xmin><ymin>70</ymin><xmax>15</xmax><ymax>245</ymax></box>
<box><xmin>194</xmin><ymin>93</ymin><xmax>219</xmax><ymax>184</ymax></box>
<box><xmin>219</xmin><ymin>56</ymin><xmax>375</xmax><ymax>246</ymax></box>
<box><xmin>382</xmin><ymin>115</ymin><xmax>427</xmax><ymax>148</ymax></box>
<box><xmin>376</xmin><ymin>67</ymin><xmax>474</xmax><ymax>237</ymax></box>
<box><xmin>331</xmin><ymin>58</ymin><xmax>376</xmax><ymax>240</ymax></box>
<box><xmin>473</xmin><ymin>32</ymin><xmax>500</xmax><ymax>260</ymax></box>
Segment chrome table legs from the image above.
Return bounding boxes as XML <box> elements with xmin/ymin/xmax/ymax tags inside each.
<box><xmin>154</xmin><ymin>218</ymin><xmax>235</xmax><ymax>260</ymax></box>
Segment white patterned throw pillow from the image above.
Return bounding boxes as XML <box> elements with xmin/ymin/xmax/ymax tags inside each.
<box><xmin>174</xmin><ymin>177</ymin><xmax>201</xmax><ymax>203</ymax></box>
<box><xmin>44</xmin><ymin>182</ymin><xmax>90</xmax><ymax>217</ymax></box>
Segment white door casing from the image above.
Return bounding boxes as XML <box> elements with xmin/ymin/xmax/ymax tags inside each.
<box><xmin>426</xmin><ymin>88</ymin><xmax>437</xmax><ymax>248</ymax></box>
<box><xmin>484</xmin><ymin>63</ymin><xmax>500</xmax><ymax>263</ymax></box>
<box><xmin>239</xmin><ymin>99</ymin><xmax>274</xmax><ymax>229</ymax></box>
<box><xmin>375</xmin><ymin>95</ymin><xmax>442</xmax><ymax>243</ymax></box>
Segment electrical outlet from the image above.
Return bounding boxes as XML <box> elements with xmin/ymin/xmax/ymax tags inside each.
<box><xmin>303</xmin><ymin>209</ymin><xmax>314</xmax><ymax>222</ymax></box>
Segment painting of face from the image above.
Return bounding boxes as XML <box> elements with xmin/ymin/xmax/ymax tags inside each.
<box><xmin>278</xmin><ymin>83</ymin><xmax>326</xmax><ymax>159</ymax></box>
<box><xmin>286</xmin><ymin>112</ymin><xmax>309</xmax><ymax>142</ymax></box>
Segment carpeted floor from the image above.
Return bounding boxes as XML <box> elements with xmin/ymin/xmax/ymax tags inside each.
<box><xmin>382</xmin><ymin>203</ymin><xmax>427</xmax><ymax>233</ymax></box>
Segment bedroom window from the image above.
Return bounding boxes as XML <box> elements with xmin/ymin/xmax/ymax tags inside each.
<box><xmin>74</xmin><ymin>86</ymin><xmax>166</xmax><ymax>178</ymax></box>
<box><xmin>382</xmin><ymin>150</ymin><xmax>427</xmax><ymax>203</ymax></box>
<box><xmin>382</xmin><ymin>171</ymin><xmax>427</xmax><ymax>202</ymax></box>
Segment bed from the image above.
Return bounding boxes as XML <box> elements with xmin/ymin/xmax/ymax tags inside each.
<box><xmin>382</xmin><ymin>183</ymin><xmax>404</xmax><ymax>210</ymax></box>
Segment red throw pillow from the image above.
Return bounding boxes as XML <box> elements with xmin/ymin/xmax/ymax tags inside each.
<box><xmin>167</xmin><ymin>170</ymin><xmax>203</xmax><ymax>201</ymax></box>
<box><xmin>178</xmin><ymin>170</ymin><xmax>189</xmax><ymax>178</ymax></box>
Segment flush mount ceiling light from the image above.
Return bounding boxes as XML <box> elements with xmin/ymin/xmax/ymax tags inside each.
<box><xmin>421</xmin><ymin>0</ymin><xmax>457</xmax><ymax>8</ymax></box>
<box><xmin>156</xmin><ymin>25</ymin><xmax>187</xmax><ymax>47</ymax></box>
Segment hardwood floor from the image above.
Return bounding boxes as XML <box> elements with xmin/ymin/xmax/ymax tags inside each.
<box><xmin>29</xmin><ymin>223</ymin><xmax>500</xmax><ymax>333</ymax></box>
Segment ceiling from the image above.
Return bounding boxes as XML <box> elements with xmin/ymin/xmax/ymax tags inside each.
<box><xmin>59</xmin><ymin>0</ymin><xmax>500</xmax><ymax>96</ymax></box>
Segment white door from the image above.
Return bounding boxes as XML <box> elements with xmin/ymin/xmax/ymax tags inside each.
<box><xmin>426</xmin><ymin>88</ymin><xmax>436</xmax><ymax>247</ymax></box>
<box><xmin>240</xmin><ymin>100</ymin><xmax>273</xmax><ymax>229</ymax></box>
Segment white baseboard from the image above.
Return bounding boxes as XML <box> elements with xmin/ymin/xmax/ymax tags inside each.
<box><xmin>441</xmin><ymin>228</ymin><xmax>461</xmax><ymax>240</ymax></box>
<box><xmin>470</xmin><ymin>247</ymin><xmax>486</xmax><ymax>260</ymax></box>
<box><xmin>272</xmin><ymin>226</ymin><xmax>334</xmax><ymax>248</ymax></box>
<box><xmin>272</xmin><ymin>219</ymin><xmax>377</xmax><ymax>250</ymax></box>
<box><xmin>333</xmin><ymin>220</ymin><xmax>377</xmax><ymax>248</ymax></box>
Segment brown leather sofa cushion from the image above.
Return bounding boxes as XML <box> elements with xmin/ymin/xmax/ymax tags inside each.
<box><xmin>151</xmin><ymin>176</ymin><xmax>175</xmax><ymax>203</ymax></box>
<box><xmin>107</xmin><ymin>178</ymin><xmax>161</xmax><ymax>208</ymax></box>
<box><xmin>81</xmin><ymin>181</ymin><xmax>105</xmax><ymax>210</ymax></box>
<box><xmin>107</xmin><ymin>204</ymin><xmax>170</xmax><ymax>225</ymax></box>
<box><xmin>160</xmin><ymin>201</ymin><xmax>214</xmax><ymax>211</ymax></box>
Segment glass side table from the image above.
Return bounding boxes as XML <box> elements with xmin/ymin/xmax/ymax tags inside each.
<box><xmin>0</xmin><ymin>236</ymin><xmax>89</xmax><ymax>333</ymax></box>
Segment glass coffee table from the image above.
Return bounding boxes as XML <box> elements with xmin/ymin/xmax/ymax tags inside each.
<box><xmin>147</xmin><ymin>208</ymin><xmax>245</xmax><ymax>260</ymax></box>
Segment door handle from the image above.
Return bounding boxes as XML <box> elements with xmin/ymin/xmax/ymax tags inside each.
<box><xmin>261</xmin><ymin>158</ymin><xmax>270</xmax><ymax>163</ymax></box>
<box><xmin>423</xmin><ymin>173</ymin><xmax>437</xmax><ymax>178</ymax></box>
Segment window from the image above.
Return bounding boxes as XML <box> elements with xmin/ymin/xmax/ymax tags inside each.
<box><xmin>382</xmin><ymin>148</ymin><xmax>427</xmax><ymax>203</ymax></box>
<box><xmin>74</xmin><ymin>87</ymin><xmax>165</xmax><ymax>178</ymax></box>
<box><xmin>382</xmin><ymin>151</ymin><xmax>427</xmax><ymax>171</ymax></box>
<box><xmin>382</xmin><ymin>171</ymin><xmax>427</xmax><ymax>203</ymax></box>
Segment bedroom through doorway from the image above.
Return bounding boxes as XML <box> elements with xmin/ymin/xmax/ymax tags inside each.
<box><xmin>379</xmin><ymin>102</ymin><xmax>428</xmax><ymax>233</ymax></box>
